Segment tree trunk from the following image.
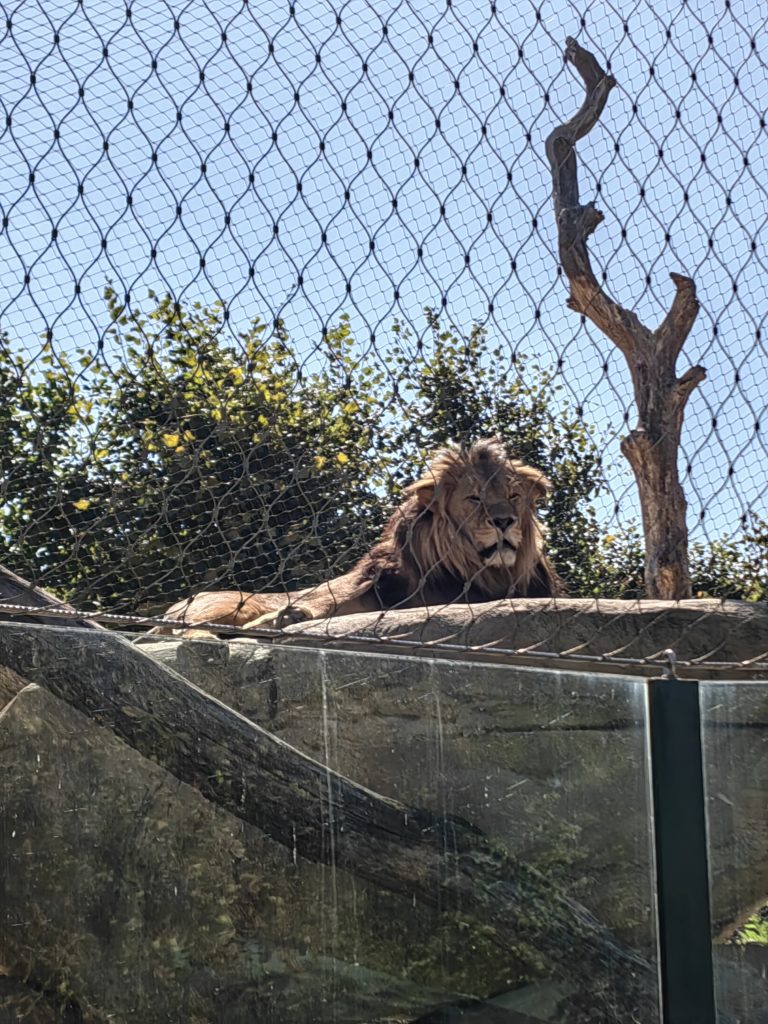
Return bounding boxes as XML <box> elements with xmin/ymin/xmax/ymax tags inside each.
<box><xmin>545</xmin><ymin>39</ymin><xmax>705</xmax><ymax>599</ymax></box>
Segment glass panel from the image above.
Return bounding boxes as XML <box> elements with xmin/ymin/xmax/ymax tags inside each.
<box><xmin>1</xmin><ymin>627</ymin><xmax>661</xmax><ymax>1022</ymax></box>
<box><xmin>700</xmin><ymin>680</ymin><xmax>768</xmax><ymax>1023</ymax></box>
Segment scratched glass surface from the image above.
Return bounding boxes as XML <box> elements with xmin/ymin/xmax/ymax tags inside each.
<box><xmin>700</xmin><ymin>682</ymin><xmax>768</xmax><ymax>1024</ymax></box>
<box><xmin>0</xmin><ymin>632</ymin><xmax>660</xmax><ymax>1022</ymax></box>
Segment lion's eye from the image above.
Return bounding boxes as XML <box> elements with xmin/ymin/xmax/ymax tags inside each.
<box><xmin>467</xmin><ymin>495</ymin><xmax>482</xmax><ymax>504</ymax></box>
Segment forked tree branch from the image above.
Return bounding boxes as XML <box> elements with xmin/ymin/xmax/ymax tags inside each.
<box><xmin>545</xmin><ymin>37</ymin><xmax>706</xmax><ymax>599</ymax></box>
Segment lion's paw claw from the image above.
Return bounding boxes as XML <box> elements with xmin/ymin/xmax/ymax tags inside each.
<box><xmin>244</xmin><ymin>604</ymin><xmax>315</xmax><ymax>630</ymax></box>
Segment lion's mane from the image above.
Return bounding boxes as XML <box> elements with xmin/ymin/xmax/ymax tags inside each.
<box><xmin>359</xmin><ymin>437</ymin><xmax>560</xmax><ymax>608</ymax></box>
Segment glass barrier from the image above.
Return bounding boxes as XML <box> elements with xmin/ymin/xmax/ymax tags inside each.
<box><xmin>700</xmin><ymin>680</ymin><xmax>768</xmax><ymax>1024</ymax></box>
<box><xmin>0</xmin><ymin>624</ymin><xmax>661</xmax><ymax>1022</ymax></box>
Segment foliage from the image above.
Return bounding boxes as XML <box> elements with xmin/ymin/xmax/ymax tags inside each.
<box><xmin>0</xmin><ymin>335</ymin><xmax>91</xmax><ymax>589</ymax></box>
<box><xmin>0</xmin><ymin>292</ymin><xmax>388</xmax><ymax>610</ymax></box>
<box><xmin>587</xmin><ymin>517</ymin><xmax>768</xmax><ymax>602</ymax></box>
<box><xmin>690</xmin><ymin>516</ymin><xmax>768</xmax><ymax>602</ymax></box>
<box><xmin>0</xmin><ymin>297</ymin><xmax>764</xmax><ymax>611</ymax></box>
<box><xmin>733</xmin><ymin>907</ymin><xmax>768</xmax><ymax>945</ymax></box>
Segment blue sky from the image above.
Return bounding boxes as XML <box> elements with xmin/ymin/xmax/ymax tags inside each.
<box><xmin>0</xmin><ymin>0</ymin><xmax>766</xmax><ymax>545</ymax></box>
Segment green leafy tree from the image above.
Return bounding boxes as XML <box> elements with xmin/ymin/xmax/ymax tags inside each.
<box><xmin>579</xmin><ymin>515</ymin><xmax>768</xmax><ymax>603</ymax></box>
<box><xmin>384</xmin><ymin>312</ymin><xmax>767</xmax><ymax>601</ymax></box>
<box><xmin>0</xmin><ymin>292</ymin><xmax>389</xmax><ymax>611</ymax></box>
<box><xmin>0</xmin><ymin>335</ymin><xmax>93</xmax><ymax>587</ymax></box>
<box><xmin>689</xmin><ymin>515</ymin><xmax>768</xmax><ymax>601</ymax></box>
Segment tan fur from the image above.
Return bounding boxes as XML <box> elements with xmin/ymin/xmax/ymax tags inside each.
<box><xmin>156</xmin><ymin>438</ymin><xmax>561</xmax><ymax>633</ymax></box>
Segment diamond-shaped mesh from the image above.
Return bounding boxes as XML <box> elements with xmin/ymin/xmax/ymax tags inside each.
<box><xmin>0</xmin><ymin>0</ymin><xmax>766</xmax><ymax>626</ymax></box>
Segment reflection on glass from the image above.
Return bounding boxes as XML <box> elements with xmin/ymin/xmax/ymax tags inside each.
<box><xmin>0</xmin><ymin>634</ymin><xmax>661</xmax><ymax>1022</ymax></box>
<box><xmin>701</xmin><ymin>681</ymin><xmax>768</xmax><ymax>1024</ymax></box>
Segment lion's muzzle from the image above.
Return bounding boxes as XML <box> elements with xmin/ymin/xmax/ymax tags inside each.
<box><xmin>478</xmin><ymin>525</ymin><xmax>521</xmax><ymax>566</ymax></box>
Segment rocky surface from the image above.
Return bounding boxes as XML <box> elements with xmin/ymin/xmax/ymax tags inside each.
<box><xmin>271</xmin><ymin>597</ymin><xmax>768</xmax><ymax>666</ymax></box>
<box><xmin>1</xmin><ymin>601</ymin><xmax>767</xmax><ymax>1023</ymax></box>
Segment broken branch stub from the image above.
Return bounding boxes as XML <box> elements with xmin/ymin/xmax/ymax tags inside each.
<box><xmin>545</xmin><ymin>37</ymin><xmax>706</xmax><ymax>600</ymax></box>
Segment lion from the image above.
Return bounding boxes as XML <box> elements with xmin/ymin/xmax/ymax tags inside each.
<box><xmin>158</xmin><ymin>438</ymin><xmax>561</xmax><ymax>634</ymax></box>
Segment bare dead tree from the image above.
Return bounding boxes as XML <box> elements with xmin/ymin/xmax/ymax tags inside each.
<box><xmin>545</xmin><ymin>38</ymin><xmax>706</xmax><ymax>600</ymax></box>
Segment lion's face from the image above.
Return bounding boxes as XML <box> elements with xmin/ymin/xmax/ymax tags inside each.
<box><xmin>402</xmin><ymin>438</ymin><xmax>551</xmax><ymax>589</ymax></box>
<box><xmin>443</xmin><ymin>462</ymin><xmax>526</xmax><ymax>568</ymax></box>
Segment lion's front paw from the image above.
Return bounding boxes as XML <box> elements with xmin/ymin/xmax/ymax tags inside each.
<box><xmin>244</xmin><ymin>604</ymin><xmax>315</xmax><ymax>630</ymax></box>
<box><xmin>275</xmin><ymin>604</ymin><xmax>315</xmax><ymax>628</ymax></box>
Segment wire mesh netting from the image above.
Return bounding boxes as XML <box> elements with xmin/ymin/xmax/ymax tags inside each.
<box><xmin>0</xmin><ymin>0</ymin><xmax>766</xmax><ymax>644</ymax></box>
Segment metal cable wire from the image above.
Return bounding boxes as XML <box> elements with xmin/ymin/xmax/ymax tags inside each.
<box><xmin>0</xmin><ymin>0</ymin><xmax>766</xmax><ymax>658</ymax></box>
<box><xmin>2</xmin><ymin>598</ymin><xmax>767</xmax><ymax>677</ymax></box>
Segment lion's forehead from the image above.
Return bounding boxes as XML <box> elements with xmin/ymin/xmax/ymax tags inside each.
<box><xmin>464</xmin><ymin>461</ymin><xmax>520</xmax><ymax>495</ymax></box>
<box><xmin>431</xmin><ymin>450</ymin><xmax>544</xmax><ymax>505</ymax></box>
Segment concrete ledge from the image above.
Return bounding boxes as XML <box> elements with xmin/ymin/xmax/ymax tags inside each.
<box><xmin>276</xmin><ymin>598</ymin><xmax>768</xmax><ymax>665</ymax></box>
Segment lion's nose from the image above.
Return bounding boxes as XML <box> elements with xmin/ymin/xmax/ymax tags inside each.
<box><xmin>493</xmin><ymin>516</ymin><xmax>517</xmax><ymax>531</ymax></box>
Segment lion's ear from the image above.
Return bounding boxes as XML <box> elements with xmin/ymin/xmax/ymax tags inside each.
<box><xmin>513</xmin><ymin>464</ymin><xmax>552</xmax><ymax>502</ymax></box>
<box><xmin>529</xmin><ymin>471</ymin><xmax>552</xmax><ymax>501</ymax></box>
<box><xmin>403</xmin><ymin>475</ymin><xmax>437</xmax><ymax>508</ymax></box>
